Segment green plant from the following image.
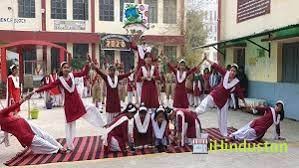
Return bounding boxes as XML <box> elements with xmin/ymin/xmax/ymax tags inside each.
<box><xmin>71</xmin><ymin>58</ymin><xmax>86</xmax><ymax>70</ymax></box>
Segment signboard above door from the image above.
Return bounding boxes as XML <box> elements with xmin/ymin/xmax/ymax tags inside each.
<box><xmin>101</xmin><ymin>34</ymin><xmax>131</xmax><ymax>51</ymax></box>
<box><xmin>54</xmin><ymin>20</ymin><xmax>86</xmax><ymax>30</ymax></box>
<box><xmin>237</xmin><ymin>0</ymin><xmax>271</xmax><ymax>23</ymax></box>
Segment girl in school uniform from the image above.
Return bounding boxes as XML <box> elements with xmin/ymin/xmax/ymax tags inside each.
<box><xmin>167</xmin><ymin>108</ymin><xmax>202</xmax><ymax>146</ymax></box>
<box><xmin>152</xmin><ymin>106</ymin><xmax>170</xmax><ymax>152</ymax></box>
<box><xmin>229</xmin><ymin>100</ymin><xmax>285</xmax><ymax>141</ymax></box>
<box><xmin>195</xmin><ymin>56</ymin><xmax>247</xmax><ymax>137</ymax></box>
<box><xmin>3</xmin><ymin>64</ymin><xmax>22</xmax><ymax>146</ymax></box>
<box><xmin>167</xmin><ymin>59</ymin><xmax>204</xmax><ymax>108</ymax></box>
<box><xmin>137</xmin><ymin>53</ymin><xmax>160</xmax><ymax>112</ymax></box>
<box><xmin>6</xmin><ymin>64</ymin><xmax>21</xmax><ymax>113</ymax></box>
<box><xmin>103</xmin><ymin>103</ymin><xmax>137</xmax><ymax>153</ymax></box>
<box><xmin>93</xmin><ymin>64</ymin><xmax>133</xmax><ymax>123</ymax></box>
<box><xmin>132</xmin><ymin>103</ymin><xmax>153</xmax><ymax>148</ymax></box>
<box><xmin>35</xmin><ymin>56</ymin><xmax>106</xmax><ymax>151</ymax></box>
<box><xmin>0</xmin><ymin>93</ymin><xmax>66</xmax><ymax>154</ymax></box>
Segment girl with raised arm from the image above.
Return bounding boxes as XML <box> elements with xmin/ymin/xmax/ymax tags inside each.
<box><xmin>195</xmin><ymin>56</ymin><xmax>247</xmax><ymax>137</ymax></box>
<box><xmin>35</xmin><ymin>55</ymin><xmax>106</xmax><ymax>151</ymax></box>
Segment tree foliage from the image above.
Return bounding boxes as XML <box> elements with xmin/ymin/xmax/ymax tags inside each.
<box><xmin>184</xmin><ymin>10</ymin><xmax>208</xmax><ymax>66</ymax></box>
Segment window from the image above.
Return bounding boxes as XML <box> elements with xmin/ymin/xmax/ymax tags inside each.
<box><xmin>51</xmin><ymin>0</ymin><xmax>67</xmax><ymax>19</ymax></box>
<box><xmin>120</xmin><ymin>51</ymin><xmax>134</xmax><ymax>72</ymax></box>
<box><xmin>51</xmin><ymin>43</ymin><xmax>67</xmax><ymax>71</ymax></box>
<box><xmin>24</xmin><ymin>48</ymin><xmax>37</xmax><ymax>74</ymax></box>
<box><xmin>18</xmin><ymin>0</ymin><xmax>35</xmax><ymax>18</ymax></box>
<box><xmin>145</xmin><ymin>0</ymin><xmax>158</xmax><ymax>23</ymax></box>
<box><xmin>163</xmin><ymin>0</ymin><xmax>177</xmax><ymax>24</ymax></box>
<box><xmin>282</xmin><ymin>43</ymin><xmax>299</xmax><ymax>83</ymax></box>
<box><xmin>99</xmin><ymin>0</ymin><xmax>114</xmax><ymax>21</ymax></box>
<box><xmin>120</xmin><ymin>0</ymin><xmax>134</xmax><ymax>22</ymax></box>
<box><xmin>73</xmin><ymin>44</ymin><xmax>89</xmax><ymax>61</ymax></box>
<box><xmin>73</xmin><ymin>0</ymin><xmax>88</xmax><ymax>20</ymax></box>
<box><xmin>164</xmin><ymin>46</ymin><xmax>177</xmax><ymax>60</ymax></box>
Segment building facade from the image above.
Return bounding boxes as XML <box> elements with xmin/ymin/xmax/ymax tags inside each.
<box><xmin>0</xmin><ymin>0</ymin><xmax>185</xmax><ymax>81</ymax></box>
<box><xmin>205</xmin><ymin>0</ymin><xmax>299</xmax><ymax>120</ymax></box>
<box><xmin>187</xmin><ymin>0</ymin><xmax>218</xmax><ymax>62</ymax></box>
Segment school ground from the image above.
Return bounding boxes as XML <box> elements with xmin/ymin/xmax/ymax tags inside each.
<box><xmin>1</xmin><ymin>97</ymin><xmax>299</xmax><ymax>168</ymax></box>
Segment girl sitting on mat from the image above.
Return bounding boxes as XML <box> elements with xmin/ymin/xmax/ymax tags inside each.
<box><xmin>132</xmin><ymin>103</ymin><xmax>153</xmax><ymax>148</ymax></box>
<box><xmin>228</xmin><ymin>100</ymin><xmax>285</xmax><ymax>142</ymax></box>
<box><xmin>0</xmin><ymin>93</ymin><xmax>66</xmax><ymax>154</ymax></box>
<box><xmin>152</xmin><ymin>106</ymin><xmax>170</xmax><ymax>152</ymax></box>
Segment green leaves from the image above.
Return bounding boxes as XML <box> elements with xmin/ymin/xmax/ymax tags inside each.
<box><xmin>184</xmin><ymin>10</ymin><xmax>208</xmax><ymax>66</ymax></box>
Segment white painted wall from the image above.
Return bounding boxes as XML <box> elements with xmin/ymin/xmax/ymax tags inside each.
<box><xmin>221</xmin><ymin>0</ymin><xmax>299</xmax><ymax>40</ymax></box>
<box><xmin>0</xmin><ymin>0</ymin><xmax>41</xmax><ymax>31</ymax></box>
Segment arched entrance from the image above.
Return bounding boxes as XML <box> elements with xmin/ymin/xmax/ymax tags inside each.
<box><xmin>0</xmin><ymin>40</ymin><xmax>71</xmax><ymax>83</ymax></box>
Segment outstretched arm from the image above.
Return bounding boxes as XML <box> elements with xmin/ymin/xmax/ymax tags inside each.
<box><xmin>203</xmin><ymin>55</ymin><xmax>226</xmax><ymax>76</ymax></box>
<box><xmin>167</xmin><ymin>63</ymin><xmax>177</xmax><ymax>74</ymax></box>
<box><xmin>35</xmin><ymin>80</ymin><xmax>60</xmax><ymax>93</ymax></box>
<box><xmin>73</xmin><ymin>54</ymin><xmax>92</xmax><ymax>78</ymax></box>
<box><xmin>119</xmin><ymin>71</ymin><xmax>134</xmax><ymax>80</ymax></box>
<box><xmin>0</xmin><ymin>93</ymin><xmax>33</xmax><ymax>116</ymax></box>
<box><xmin>73</xmin><ymin>64</ymin><xmax>90</xmax><ymax>78</ymax></box>
<box><xmin>93</xmin><ymin>67</ymin><xmax>107</xmax><ymax>81</ymax></box>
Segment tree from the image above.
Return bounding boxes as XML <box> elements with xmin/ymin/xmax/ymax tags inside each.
<box><xmin>184</xmin><ymin>10</ymin><xmax>208</xmax><ymax>66</ymax></box>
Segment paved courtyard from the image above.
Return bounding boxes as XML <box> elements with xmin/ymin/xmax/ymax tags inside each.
<box><xmin>1</xmin><ymin>97</ymin><xmax>299</xmax><ymax>168</ymax></box>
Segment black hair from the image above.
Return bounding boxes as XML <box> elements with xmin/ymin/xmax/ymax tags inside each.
<box><xmin>203</xmin><ymin>67</ymin><xmax>209</xmax><ymax>73</ymax></box>
<box><xmin>154</xmin><ymin>108</ymin><xmax>168</xmax><ymax>121</ymax></box>
<box><xmin>164</xmin><ymin>107</ymin><xmax>173</xmax><ymax>114</ymax></box>
<box><xmin>8</xmin><ymin>65</ymin><xmax>17</xmax><ymax>76</ymax></box>
<box><xmin>58</xmin><ymin>62</ymin><xmax>68</xmax><ymax>76</ymax></box>
<box><xmin>276</xmin><ymin>102</ymin><xmax>285</xmax><ymax>121</ymax></box>
<box><xmin>124</xmin><ymin>103</ymin><xmax>137</xmax><ymax>114</ymax></box>
<box><xmin>144</xmin><ymin>52</ymin><xmax>152</xmax><ymax>59</ymax></box>
<box><xmin>226</xmin><ymin>64</ymin><xmax>231</xmax><ymax>70</ymax></box>
<box><xmin>280</xmin><ymin>110</ymin><xmax>285</xmax><ymax>121</ymax></box>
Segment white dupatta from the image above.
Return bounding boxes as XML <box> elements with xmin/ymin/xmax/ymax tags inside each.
<box><xmin>103</xmin><ymin>116</ymin><xmax>129</xmax><ymax>146</ymax></box>
<box><xmin>59</xmin><ymin>73</ymin><xmax>75</xmax><ymax>93</ymax></box>
<box><xmin>152</xmin><ymin>119</ymin><xmax>167</xmax><ymax>139</ymax></box>
<box><xmin>141</xmin><ymin>66</ymin><xmax>155</xmax><ymax>81</ymax></box>
<box><xmin>8</xmin><ymin>75</ymin><xmax>20</xmax><ymax>88</ymax></box>
<box><xmin>176</xmin><ymin>71</ymin><xmax>187</xmax><ymax>83</ymax></box>
<box><xmin>128</xmin><ymin>73</ymin><xmax>134</xmax><ymax>82</ymax></box>
<box><xmin>222</xmin><ymin>72</ymin><xmax>239</xmax><ymax>90</ymax></box>
<box><xmin>107</xmin><ymin>75</ymin><xmax>118</xmax><ymax>89</ymax></box>
<box><xmin>134</xmin><ymin>112</ymin><xmax>151</xmax><ymax>133</ymax></box>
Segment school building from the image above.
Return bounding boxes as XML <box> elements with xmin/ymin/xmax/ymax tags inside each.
<box><xmin>0</xmin><ymin>0</ymin><xmax>185</xmax><ymax>83</ymax></box>
<box><xmin>202</xmin><ymin>0</ymin><xmax>299</xmax><ymax>120</ymax></box>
